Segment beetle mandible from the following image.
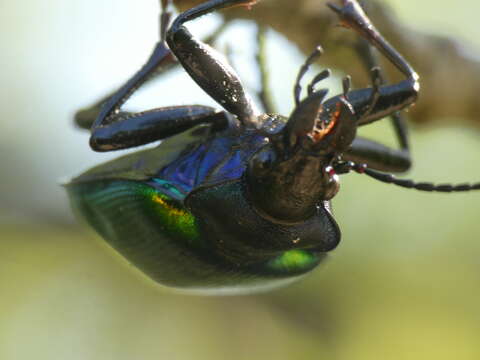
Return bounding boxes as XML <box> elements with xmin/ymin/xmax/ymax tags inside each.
<box><xmin>67</xmin><ymin>0</ymin><xmax>480</xmax><ymax>294</ymax></box>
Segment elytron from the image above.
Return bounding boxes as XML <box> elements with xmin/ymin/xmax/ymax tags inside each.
<box><xmin>67</xmin><ymin>0</ymin><xmax>479</xmax><ymax>294</ymax></box>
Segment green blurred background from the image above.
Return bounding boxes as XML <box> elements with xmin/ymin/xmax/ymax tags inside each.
<box><xmin>1</xmin><ymin>1</ymin><xmax>480</xmax><ymax>359</ymax></box>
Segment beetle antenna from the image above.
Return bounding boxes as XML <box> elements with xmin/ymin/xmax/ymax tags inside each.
<box><xmin>294</xmin><ymin>46</ymin><xmax>324</xmax><ymax>106</ymax></box>
<box><xmin>335</xmin><ymin>161</ymin><xmax>480</xmax><ymax>192</ymax></box>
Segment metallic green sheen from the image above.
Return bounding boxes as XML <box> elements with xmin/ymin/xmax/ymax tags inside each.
<box><xmin>141</xmin><ymin>186</ymin><xmax>199</xmax><ymax>244</ymax></box>
<box><xmin>266</xmin><ymin>250</ymin><xmax>319</xmax><ymax>273</ymax></box>
<box><xmin>67</xmin><ymin>179</ymin><xmax>323</xmax><ymax>294</ymax></box>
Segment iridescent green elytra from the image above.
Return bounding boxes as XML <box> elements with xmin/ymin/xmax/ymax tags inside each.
<box><xmin>67</xmin><ymin>126</ymin><xmax>338</xmax><ymax>294</ymax></box>
<box><xmin>68</xmin><ymin>179</ymin><xmax>323</xmax><ymax>294</ymax></box>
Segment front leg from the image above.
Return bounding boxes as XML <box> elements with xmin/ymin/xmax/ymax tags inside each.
<box><xmin>166</xmin><ymin>0</ymin><xmax>259</xmax><ymax>127</ymax></box>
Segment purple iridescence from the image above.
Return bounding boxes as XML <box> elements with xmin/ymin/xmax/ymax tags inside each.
<box><xmin>157</xmin><ymin>131</ymin><xmax>268</xmax><ymax>193</ymax></box>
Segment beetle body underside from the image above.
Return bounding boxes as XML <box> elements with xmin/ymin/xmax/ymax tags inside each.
<box><xmin>67</xmin><ymin>120</ymin><xmax>339</xmax><ymax>294</ymax></box>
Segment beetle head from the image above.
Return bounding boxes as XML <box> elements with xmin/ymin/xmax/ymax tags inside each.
<box><xmin>247</xmin><ymin>90</ymin><xmax>357</xmax><ymax>222</ymax></box>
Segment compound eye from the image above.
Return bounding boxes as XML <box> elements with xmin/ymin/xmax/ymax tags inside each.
<box><xmin>322</xmin><ymin>166</ymin><xmax>340</xmax><ymax>200</ymax></box>
<box><xmin>249</xmin><ymin>146</ymin><xmax>277</xmax><ymax>174</ymax></box>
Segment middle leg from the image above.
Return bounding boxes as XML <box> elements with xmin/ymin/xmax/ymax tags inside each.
<box><xmin>345</xmin><ymin>39</ymin><xmax>412</xmax><ymax>172</ymax></box>
<box><xmin>326</xmin><ymin>0</ymin><xmax>417</xmax><ymax>172</ymax></box>
<box><xmin>80</xmin><ymin>2</ymin><xmax>232</xmax><ymax>152</ymax></box>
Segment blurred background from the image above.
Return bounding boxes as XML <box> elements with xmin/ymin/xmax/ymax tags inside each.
<box><xmin>1</xmin><ymin>0</ymin><xmax>480</xmax><ymax>359</ymax></box>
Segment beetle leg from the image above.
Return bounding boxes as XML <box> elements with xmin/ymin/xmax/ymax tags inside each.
<box><xmin>328</xmin><ymin>0</ymin><xmax>418</xmax><ymax>83</ymax></box>
<box><xmin>87</xmin><ymin>38</ymin><xmax>230</xmax><ymax>152</ymax></box>
<box><xmin>344</xmin><ymin>136</ymin><xmax>410</xmax><ymax>173</ymax></box>
<box><xmin>76</xmin><ymin>3</ymin><xmax>233</xmax><ymax>152</ymax></box>
<box><xmin>342</xmin><ymin>40</ymin><xmax>411</xmax><ymax>173</ymax></box>
<box><xmin>74</xmin><ymin>13</ymin><xmax>177</xmax><ymax>132</ymax></box>
<box><xmin>89</xmin><ymin>105</ymin><xmax>231</xmax><ymax>151</ymax></box>
<box><xmin>317</xmin><ymin>0</ymin><xmax>416</xmax><ymax>172</ymax></box>
<box><xmin>327</xmin><ymin>0</ymin><xmax>419</xmax><ymax>125</ymax></box>
<box><xmin>74</xmin><ymin>2</ymin><xmax>175</xmax><ymax>130</ymax></box>
<box><xmin>167</xmin><ymin>0</ymin><xmax>259</xmax><ymax>127</ymax></box>
<box><xmin>355</xmin><ymin>39</ymin><xmax>410</xmax><ymax>150</ymax></box>
<box><xmin>323</xmin><ymin>80</ymin><xmax>417</xmax><ymax>128</ymax></box>
<box><xmin>74</xmin><ymin>6</ymin><xmax>230</xmax><ymax>131</ymax></box>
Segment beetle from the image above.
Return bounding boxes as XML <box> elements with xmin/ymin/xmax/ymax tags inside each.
<box><xmin>67</xmin><ymin>0</ymin><xmax>480</xmax><ymax>294</ymax></box>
